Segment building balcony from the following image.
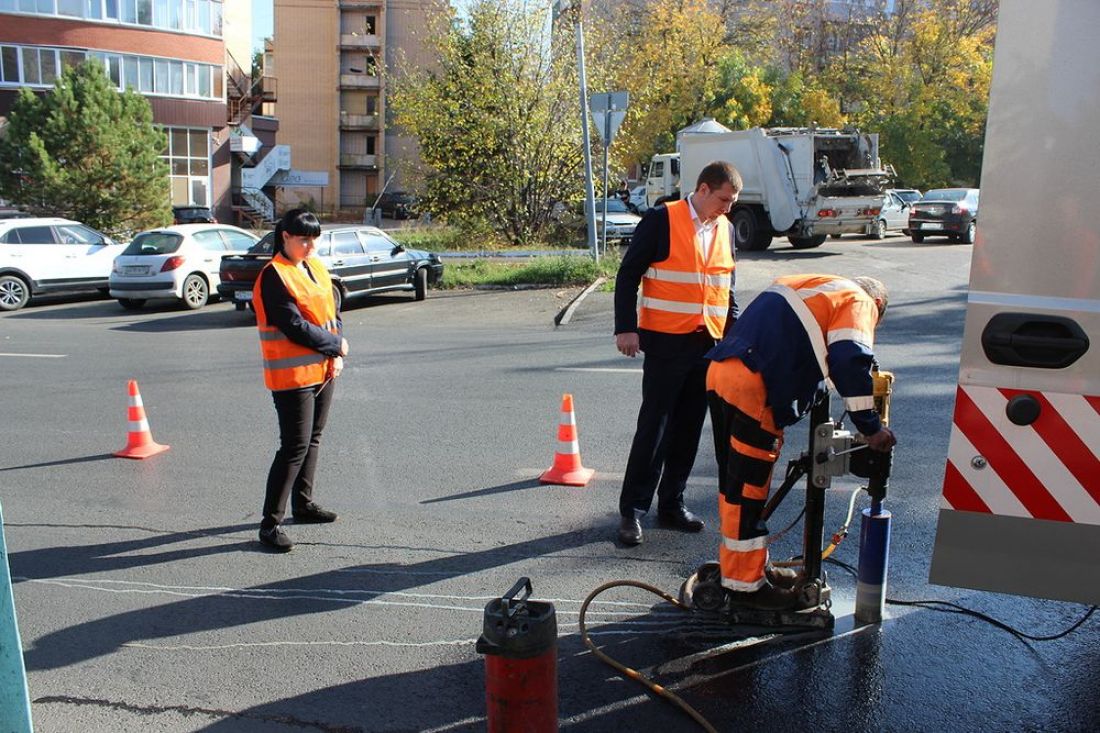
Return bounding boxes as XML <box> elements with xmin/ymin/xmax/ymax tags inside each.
<box><xmin>339</xmin><ymin>154</ymin><xmax>378</xmax><ymax>169</ymax></box>
<box><xmin>339</xmin><ymin>74</ymin><xmax>381</xmax><ymax>89</ymax></box>
<box><xmin>340</xmin><ymin>34</ymin><xmax>381</xmax><ymax>49</ymax></box>
<box><xmin>340</xmin><ymin>112</ymin><xmax>380</xmax><ymax>130</ymax></box>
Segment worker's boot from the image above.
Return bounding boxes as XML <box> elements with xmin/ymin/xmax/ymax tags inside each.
<box><xmin>724</xmin><ymin>579</ymin><xmax>814</xmax><ymax>612</ymax></box>
<box><xmin>764</xmin><ymin>565</ymin><xmax>801</xmax><ymax>589</ymax></box>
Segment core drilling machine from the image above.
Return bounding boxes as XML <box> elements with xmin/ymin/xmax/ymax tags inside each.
<box><xmin>680</xmin><ymin>369</ymin><xmax>895</xmax><ymax>631</ymax></box>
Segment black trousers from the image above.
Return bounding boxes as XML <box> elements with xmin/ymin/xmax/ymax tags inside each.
<box><xmin>261</xmin><ymin>381</ymin><xmax>335</xmax><ymax>529</ymax></box>
<box><xmin>618</xmin><ymin>331</ymin><xmax>715</xmax><ymax>518</ymax></box>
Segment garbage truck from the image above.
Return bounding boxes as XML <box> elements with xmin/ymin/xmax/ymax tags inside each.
<box><xmin>645</xmin><ymin>125</ymin><xmax>893</xmax><ymax>251</ymax></box>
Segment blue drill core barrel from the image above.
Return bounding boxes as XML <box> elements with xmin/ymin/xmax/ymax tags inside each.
<box><xmin>855</xmin><ymin>506</ymin><xmax>892</xmax><ymax>624</ymax></box>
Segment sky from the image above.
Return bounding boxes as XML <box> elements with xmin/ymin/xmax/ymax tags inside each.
<box><xmin>252</xmin><ymin>0</ymin><xmax>273</xmax><ymax>52</ymax></box>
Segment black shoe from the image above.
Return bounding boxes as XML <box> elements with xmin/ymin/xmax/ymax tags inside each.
<box><xmin>765</xmin><ymin>565</ymin><xmax>802</xmax><ymax>589</ymax></box>
<box><xmin>656</xmin><ymin>506</ymin><xmax>705</xmax><ymax>533</ymax></box>
<box><xmin>725</xmin><ymin>580</ymin><xmax>811</xmax><ymax>611</ymax></box>
<box><xmin>292</xmin><ymin>502</ymin><xmax>338</xmax><ymax>523</ymax></box>
<box><xmin>618</xmin><ymin>516</ymin><xmax>643</xmax><ymax>546</ymax></box>
<box><xmin>258</xmin><ymin>525</ymin><xmax>294</xmax><ymax>552</ymax></box>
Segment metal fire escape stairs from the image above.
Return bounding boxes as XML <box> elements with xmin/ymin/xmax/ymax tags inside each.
<box><xmin>226</xmin><ymin>51</ymin><xmax>286</xmax><ymax>230</ymax></box>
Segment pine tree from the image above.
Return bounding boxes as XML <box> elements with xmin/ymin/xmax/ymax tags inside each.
<box><xmin>0</xmin><ymin>60</ymin><xmax>171</xmax><ymax>237</ymax></box>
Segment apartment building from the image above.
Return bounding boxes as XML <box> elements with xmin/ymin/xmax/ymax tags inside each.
<box><xmin>273</xmin><ymin>0</ymin><xmax>443</xmax><ymax>216</ymax></box>
<box><xmin>0</xmin><ymin>0</ymin><xmax>256</xmax><ymax>223</ymax></box>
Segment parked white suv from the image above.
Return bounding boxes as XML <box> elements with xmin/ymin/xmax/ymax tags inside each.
<box><xmin>0</xmin><ymin>217</ymin><xmax>122</xmax><ymax>312</ymax></box>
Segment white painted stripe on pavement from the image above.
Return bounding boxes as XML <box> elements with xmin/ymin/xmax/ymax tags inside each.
<box><xmin>554</xmin><ymin>367</ymin><xmax>643</xmax><ymax>374</ymax></box>
<box><xmin>0</xmin><ymin>352</ymin><xmax>67</xmax><ymax>358</ymax></box>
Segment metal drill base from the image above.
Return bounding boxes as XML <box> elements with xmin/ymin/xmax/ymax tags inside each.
<box><xmin>680</xmin><ymin>563</ymin><xmax>835</xmax><ymax>632</ymax></box>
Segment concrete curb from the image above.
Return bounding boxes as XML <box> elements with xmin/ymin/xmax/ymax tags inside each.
<box><xmin>555</xmin><ymin>276</ymin><xmax>608</xmax><ymax>326</ymax></box>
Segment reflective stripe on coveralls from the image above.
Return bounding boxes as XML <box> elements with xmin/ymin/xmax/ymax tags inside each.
<box><xmin>638</xmin><ymin>199</ymin><xmax>733</xmax><ymax>338</ymax></box>
<box><xmin>769</xmin><ymin>274</ymin><xmax>877</xmax><ymax>414</ymax></box>
<box><xmin>253</xmin><ymin>254</ymin><xmax>339</xmax><ymax>391</ymax></box>
<box><xmin>706</xmin><ymin>358</ymin><xmax>783</xmax><ymax>592</ymax></box>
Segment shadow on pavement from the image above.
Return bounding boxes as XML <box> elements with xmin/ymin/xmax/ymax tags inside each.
<box><xmin>419</xmin><ymin>478</ymin><xmax>542</xmax><ymax>505</ymax></box>
<box><xmin>8</xmin><ymin>523</ymin><xmax>255</xmax><ymax>583</ymax></box>
<box><xmin>0</xmin><ymin>453</ymin><xmax>115</xmax><ymax>472</ymax></box>
<box><xmin>17</xmin><ymin>526</ymin><xmax>606</xmax><ymax>672</ymax></box>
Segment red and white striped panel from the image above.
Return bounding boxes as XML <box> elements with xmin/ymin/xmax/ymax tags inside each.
<box><xmin>942</xmin><ymin>385</ymin><xmax>1100</xmax><ymax>526</ymax></box>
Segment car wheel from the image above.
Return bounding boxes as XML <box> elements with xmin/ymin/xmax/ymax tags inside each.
<box><xmin>414</xmin><ymin>267</ymin><xmax>428</xmax><ymax>301</ymax></box>
<box><xmin>911</xmin><ymin>233</ymin><xmax>925</xmax><ymax>243</ymax></box>
<box><xmin>948</xmin><ymin>234</ymin><xmax>961</xmax><ymax>243</ymax></box>
<box><xmin>118</xmin><ymin>298</ymin><xmax>146</xmax><ymax>310</ymax></box>
<box><xmin>788</xmin><ymin>234</ymin><xmax>827</xmax><ymax>249</ymax></box>
<box><xmin>871</xmin><ymin>219</ymin><xmax>886</xmax><ymax>240</ymax></box>
<box><xmin>830</xmin><ymin>233</ymin><xmax>843</xmax><ymax>240</ymax></box>
<box><xmin>0</xmin><ymin>274</ymin><xmax>30</xmax><ymax>312</ymax></box>
<box><xmin>331</xmin><ymin>283</ymin><xmax>343</xmax><ymax>313</ymax></box>
<box><xmin>962</xmin><ymin>221</ymin><xmax>976</xmax><ymax>244</ymax></box>
<box><xmin>182</xmin><ymin>273</ymin><xmax>209</xmax><ymax>310</ymax></box>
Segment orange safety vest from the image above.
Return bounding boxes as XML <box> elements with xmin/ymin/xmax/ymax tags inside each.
<box><xmin>638</xmin><ymin>198</ymin><xmax>734</xmax><ymax>338</ymax></box>
<box><xmin>253</xmin><ymin>253</ymin><xmax>339</xmax><ymax>391</ymax></box>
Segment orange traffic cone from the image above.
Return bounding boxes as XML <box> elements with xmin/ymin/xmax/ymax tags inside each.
<box><xmin>114</xmin><ymin>380</ymin><xmax>169</xmax><ymax>459</ymax></box>
<box><xmin>539</xmin><ymin>393</ymin><xmax>594</xmax><ymax>487</ymax></box>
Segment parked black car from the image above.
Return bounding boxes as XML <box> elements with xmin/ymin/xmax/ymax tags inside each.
<box><xmin>375</xmin><ymin>191</ymin><xmax>419</xmax><ymax>220</ymax></box>
<box><xmin>172</xmin><ymin>205</ymin><xmax>217</xmax><ymax>225</ymax></box>
<box><xmin>908</xmin><ymin>188</ymin><xmax>979</xmax><ymax>243</ymax></box>
<box><xmin>218</xmin><ymin>226</ymin><xmax>444</xmax><ymax>311</ymax></box>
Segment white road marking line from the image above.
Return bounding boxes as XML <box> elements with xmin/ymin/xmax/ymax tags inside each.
<box><xmin>554</xmin><ymin>367</ymin><xmax>643</xmax><ymax>374</ymax></box>
<box><xmin>0</xmin><ymin>352</ymin><xmax>67</xmax><ymax>358</ymax></box>
<box><xmin>123</xmin><ymin>639</ymin><xmax>480</xmax><ymax>651</ymax></box>
<box><xmin>17</xmin><ymin>576</ymin><xmax>682</xmax><ymax>619</ymax></box>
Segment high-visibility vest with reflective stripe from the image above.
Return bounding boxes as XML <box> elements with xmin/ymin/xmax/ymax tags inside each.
<box><xmin>253</xmin><ymin>253</ymin><xmax>339</xmax><ymax>391</ymax></box>
<box><xmin>638</xmin><ymin>199</ymin><xmax>733</xmax><ymax>338</ymax></box>
<box><xmin>769</xmin><ymin>274</ymin><xmax>878</xmax><ymax>414</ymax></box>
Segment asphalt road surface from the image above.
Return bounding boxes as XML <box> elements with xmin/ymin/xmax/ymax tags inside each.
<box><xmin>1</xmin><ymin>233</ymin><xmax>1097</xmax><ymax>732</ymax></box>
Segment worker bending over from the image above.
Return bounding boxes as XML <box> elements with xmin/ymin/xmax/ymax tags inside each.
<box><xmin>706</xmin><ymin>274</ymin><xmax>897</xmax><ymax>610</ymax></box>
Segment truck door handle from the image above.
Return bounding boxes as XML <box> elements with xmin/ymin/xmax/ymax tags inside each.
<box><xmin>370</xmin><ymin>256</ymin><xmax>381</xmax><ymax>262</ymax></box>
<box><xmin>981</xmin><ymin>313</ymin><xmax>1089</xmax><ymax>369</ymax></box>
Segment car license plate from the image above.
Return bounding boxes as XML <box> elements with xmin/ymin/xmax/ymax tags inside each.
<box><xmin>235</xmin><ymin>291</ymin><xmax>253</xmax><ymax>302</ymax></box>
<box><xmin>917</xmin><ymin>222</ymin><xmax>931</xmax><ymax>230</ymax></box>
<box><xmin>124</xmin><ymin>265</ymin><xmax>148</xmax><ymax>275</ymax></box>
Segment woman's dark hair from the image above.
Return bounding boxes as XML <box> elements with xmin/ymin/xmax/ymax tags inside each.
<box><xmin>273</xmin><ymin>208</ymin><xmax>321</xmax><ymax>255</ymax></box>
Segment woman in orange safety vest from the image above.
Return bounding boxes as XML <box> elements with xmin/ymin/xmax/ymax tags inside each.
<box><xmin>253</xmin><ymin>208</ymin><xmax>349</xmax><ymax>552</ymax></box>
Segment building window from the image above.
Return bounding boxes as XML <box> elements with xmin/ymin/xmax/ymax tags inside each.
<box><xmin>2</xmin><ymin>0</ymin><xmax>223</xmax><ymax>35</ymax></box>
<box><xmin>0</xmin><ymin>43</ymin><xmax>219</xmax><ymax>100</ymax></box>
<box><xmin>0</xmin><ymin>47</ymin><xmax>18</xmax><ymax>83</ymax></box>
<box><xmin>162</xmin><ymin>127</ymin><xmax>210</xmax><ymax>206</ymax></box>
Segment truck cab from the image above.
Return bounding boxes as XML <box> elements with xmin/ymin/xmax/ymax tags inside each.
<box><xmin>644</xmin><ymin>153</ymin><xmax>680</xmax><ymax>209</ymax></box>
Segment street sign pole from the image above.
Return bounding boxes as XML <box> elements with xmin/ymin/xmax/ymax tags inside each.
<box><xmin>601</xmin><ymin>124</ymin><xmax>609</xmax><ymax>256</ymax></box>
<box><xmin>572</xmin><ymin>12</ymin><xmax>598</xmax><ymax>263</ymax></box>
<box><xmin>589</xmin><ymin>91</ymin><xmax>629</xmax><ymax>259</ymax></box>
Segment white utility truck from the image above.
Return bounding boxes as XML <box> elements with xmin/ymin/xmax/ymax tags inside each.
<box><xmin>645</xmin><ymin>126</ymin><xmax>893</xmax><ymax>251</ymax></box>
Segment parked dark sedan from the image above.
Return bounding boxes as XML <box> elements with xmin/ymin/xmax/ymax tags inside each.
<box><xmin>909</xmin><ymin>188</ymin><xmax>979</xmax><ymax>243</ymax></box>
<box><xmin>218</xmin><ymin>226</ymin><xmax>444</xmax><ymax>311</ymax></box>
<box><xmin>172</xmin><ymin>205</ymin><xmax>217</xmax><ymax>224</ymax></box>
<box><xmin>375</xmin><ymin>191</ymin><xmax>419</xmax><ymax>220</ymax></box>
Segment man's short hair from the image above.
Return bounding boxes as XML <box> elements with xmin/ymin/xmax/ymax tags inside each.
<box><xmin>853</xmin><ymin>276</ymin><xmax>889</xmax><ymax>319</ymax></box>
<box><xmin>695</xmin><ymin>161</ymin><xmax>743</xmax><ymax>194</ymax></box>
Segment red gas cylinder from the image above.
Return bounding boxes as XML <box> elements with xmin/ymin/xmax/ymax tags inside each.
<box><xmin>475</xmin><ymin>577</ymin><xmax>558</xmax><ymax>732</ymax></box>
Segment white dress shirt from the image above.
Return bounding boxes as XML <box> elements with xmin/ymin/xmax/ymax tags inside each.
<box><xmin>686</xmin><ymin>194</ymin><xmax>716</xmax><ymax>260</ymax></box>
